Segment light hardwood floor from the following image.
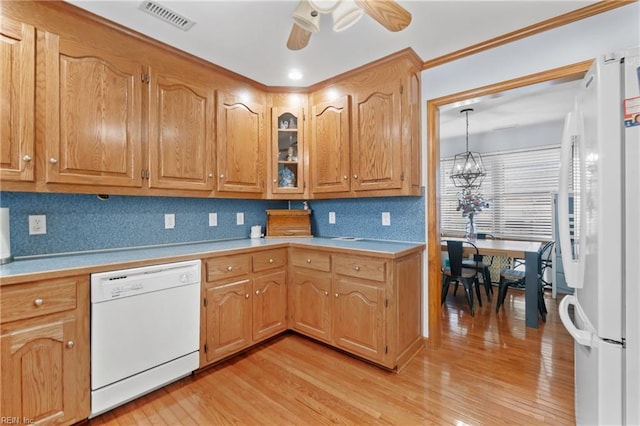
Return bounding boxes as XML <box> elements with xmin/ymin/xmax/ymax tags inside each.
<box><xmin>89</xmin><ymin>289</ymin><xmax>575</xmax><ymax>425</ymax></box>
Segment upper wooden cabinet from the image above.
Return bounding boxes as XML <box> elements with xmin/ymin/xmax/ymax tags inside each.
<box><xmin>0</xmin><ymin>17</ymin><xmax>35</xmax><ymax>183</ymax></box>
<box><xmin>309</xmin><ymin>52</ymin><xmax>422</xmax><ymax>199</ymax></box>
<box><xmin>310</xmin><ymin>96</ymin><xmax>351</xmax><ymax>194</ymax></box>
<box><xmin>147</xmin><ymin>67</ymin><xmax>215</xmax><ymax>192</ymax></box>
<box><xmin>216</xmin><ymin>92</ymin><xmax>266</xmax><ymax>195</ymax></box>
<box><xmin>271</xmin><ymin>106</ymin><xmax>305</xmax><ymax>196</ymax></box>
<box><xmin>43</xmin><ymin>35</ymin><xmax>144</xmax><ymax>188</ymax></box>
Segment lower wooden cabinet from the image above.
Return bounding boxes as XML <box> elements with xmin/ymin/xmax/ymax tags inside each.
<box><xmin>0</xmin><ymin>275</ymin><xmax>89</xmax><ymax>425</ymax></box>
<box><xmin>202</xmin><ymin>248</ymin><xmax>287</xmax><ymax>366</ymax></box>
<box><xmin>289</xmin><ymin>248</ymin><xmax>423</xmax><ymax>370</ymax></box>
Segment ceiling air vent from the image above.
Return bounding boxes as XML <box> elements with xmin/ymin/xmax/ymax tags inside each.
<box><xmin>138</xmin><ymin>1</ymin><xmax>196</xmax><ymax>31</ymax></box>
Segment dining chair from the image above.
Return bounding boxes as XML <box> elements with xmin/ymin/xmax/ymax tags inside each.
<box><xmin>495</xmin><ymin>241</ymin><xmax>555</xmax><ymax>322</ymax></box>
<box><xmin>461</xmin><ymin>233</ymin><xmax>495</xmax><ymax>300</ymax></box>
<box><xmin>442</xmin><ymin>240</ymin><xmax>483</xmax><ymax>316</ymax></box>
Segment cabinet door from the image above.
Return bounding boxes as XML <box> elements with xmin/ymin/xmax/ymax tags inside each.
<box><xmin>204</xmin><ymin>279</ymin><xmax>252</xmax><ymax>363</ymax></box>
<box><xmin>148</xmin><ymin>69</ymin><xmax>215</xmax><ymax>191</ymax></box>
<box><xmin>0</xmin><ymin>316</ymin><xmax>81</xmax><ymax>424</ymax></box>
<box><xmin>289</xmin><ymin>269</ymin><xmax>331</xmax><ymax>342</ymax></box>
<box><xmin>310</xmin><ymin>96</ymin><xmax>351</xmax><ymax>194</ymax></box>
<box><xmin>352</xmin><ymin>81</ymin><xmax>403</xmax><ymax>191</ymax></box>
<box><xmin>253</xmin><ymin>270</ymin><xmax>287</xmax><ymax>341</ymax></box>
<box><xmin>0</xmin><ymin>18</ymin><xmax>34</xmax><ymax>182</ymax></box>
<box><xmin>271</xmin><ymin>107</ymin><xmax>304</xmax><ymax>195</ymax></box>
<box><xmin>216</xmin><ymin>92</ymin><xmax>265</xmax><ymax>194</ymax></box>
<box><xmin>332</xmin><ymin>277</ymin><xmax>386</xmax><ymax>363</ymax></box>
<box><xmin>44</xmin><ymin>35</ymin><xmax>143</xmax><ymax>188</ymax></box>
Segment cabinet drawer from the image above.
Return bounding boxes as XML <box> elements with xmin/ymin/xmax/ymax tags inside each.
<box><xmin>334</xmin><ymin>256</ymin><xmax>387</xmax><ymax>282</ymax></box>
<box><xmin>206</xmin><ymin>254</ymin><xmax>251</xmax><ymax>282</ymax></box>
<box><xmin>291</xmin><ymin>249</ymin><xmax>331</xmax><ymax>272</ymax></box>
<box><xmin>253</xmin><ymin>249</ymin><xmax>287</xmax><ymax>272</ymax></box>
<box><xmin>0</xmin><ymin>278</ymin><xmax>78</xmax><ymax>323</ymax></box>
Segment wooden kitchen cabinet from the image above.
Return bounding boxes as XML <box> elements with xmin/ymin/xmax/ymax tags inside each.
<box><xmin>216</xmin><ymin>91</ymin><xmax>266</xmax><ymax>195</ymax></box>
<box><xmin>253</xmin><ymin>270</ymin><xmax>287</xmax><ymax>341</ymax></box>
<box><xmin>271</xmin><ymin>106</ymin><xmax>305</xmax><ymax>196</ymax></box>
<box><xmin>43</xmin><ymin>34</ymin><xmax>144</xmax><ymax>189</ymax></box>
<box><xmin>310</xmin><ymin>96</ymin><xmax>351</xmax><ymax>194</ymax></box>
<box><xmin>289</xmin><ymin>249</ymin><xmax>332</xmax><ymax>342</ymax></box>
<box><xmin>0</xmin><ymin>275</ymin><xmax>90</xmax><ymax>425</ymax></box>
<box><xmin>0</xmin><ymin>17</ymin><xmax>35</xmax><ymax>183</ymax></box>
<box><xmin>147</xmin><ymin>65</ymin><xmax>215</xmax><ymax>192</ymax></box>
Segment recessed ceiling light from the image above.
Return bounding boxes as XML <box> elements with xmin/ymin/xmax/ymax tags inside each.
<box><xmin>288</xmin><ymin>69</ymin><xmax>303</xmax><ymax>81</ymax></box>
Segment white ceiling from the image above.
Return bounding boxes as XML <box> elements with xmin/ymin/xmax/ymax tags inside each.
<box><xmin>66</xmin><ymin>0</ymin><xmax>595</xmax><ymax>87</ymax></box>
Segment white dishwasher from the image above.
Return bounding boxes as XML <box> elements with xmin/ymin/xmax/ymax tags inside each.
<box><xmin>90</xmin><ymin>259</ymin><xmax>201</xmax><ymax>417</ymax></box>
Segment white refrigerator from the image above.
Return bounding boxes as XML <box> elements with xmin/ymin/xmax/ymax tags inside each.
<box><xmin>558</xmin><ymin>47</ymin><xmax>640</xmax><ymax>425</ymax></box>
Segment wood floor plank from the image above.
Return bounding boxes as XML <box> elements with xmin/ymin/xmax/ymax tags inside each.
<box><xmin>88</xmin><ymin>290</ymin><xmax>575</xmax><ymax>425</ymax></box>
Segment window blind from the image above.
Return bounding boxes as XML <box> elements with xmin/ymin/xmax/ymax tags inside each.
<box><xmin>440</xmin><ymin>146</ymin><xmax>561</xmax><ymax>240</ymax></box>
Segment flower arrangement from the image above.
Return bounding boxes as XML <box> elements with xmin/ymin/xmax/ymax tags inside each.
<box><xmin>456</xmin><ymin>188</ymin><xmax>490</xmax><ymax>218</ymax></box>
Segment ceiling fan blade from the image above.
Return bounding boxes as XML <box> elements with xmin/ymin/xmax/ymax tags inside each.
<box><xmin>287</xmin><ymin>23</ymin><xmax>312</xmax><ymax>50</ymax></box>
<box><xmin>354</xmin><ymin>0</ymin><xmax>412</xmax><ymax>32</ymax></box>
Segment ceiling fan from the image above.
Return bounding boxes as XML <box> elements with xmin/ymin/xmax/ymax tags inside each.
<box><xmin>287</xmin><ymin>0</ymin><xmax>412</xmax><ymax>51</ymax></box>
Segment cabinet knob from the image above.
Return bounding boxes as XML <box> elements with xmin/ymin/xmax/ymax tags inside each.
<box><xmin>245</xmin><ymin>293</ymin><xmax>250</xmax><ymax>299</ymax></box>
<box><xmin>273</xmin><ymin>179</ymin><xmax>277</xmax><ymax>183</ymax></box>
<box><xmin>335</xmin><ymin>293</ymin><xmax>339</xmax><ymax>298</ymax></box>
<box><xmin>269</xmin><ymin>258</ymin><xmax>274</xmax><ymax>264</ymax></box>
<box><xmin>353</xmin><ymin>174</ymin><xmax>358</xmax><ymax>179</ymax></box>
<box><xmin>66</xmin><ymin>340</ymin><xmax>75</xmax><ymax>349</ymax></box>
<box><xmin>343</xmin><ymin>175</ymin><xmax>348</xmax><ymax>180</ymax></box>
<box><xmin>306</xmin><ymin>258</ymin><xmax>311</xmax><ymax>263</ymax></box>
<box><xmin>227</xmin><ymin>265</ymin><xmax>233</xmax><ymax>271</ymax></box>
<box><xmin>22</xmin><ymin>155</ymin><xmax>32</xmax><ymax>162</ymax></box>
<box><xmin>324</xmin><ymin>291</ymin><xmax>328</xmax><ymax>296</ymax></box>
<box><xmin>49</xmin><ymin>158</ymin><xmax>58</xmax><ymax>164</ymax></box>
<box><xmin>354</xmin><ymin>266</ymin><xmax>360</xmax><ymax>271</ymax></box>
<box><xmin>255</xmin><ymin>290</ymin><xmax>260</xmax><ymax>295</ymax></box>
<box><xmin>219</xmin><ymin>174</ymin><xmax>225</xmax><ymax>179</ymax></box>
<box><xmin>33</xmin><ymin>298</ymin><xmax>44</xmax><ymax>307</ymax></box>
<box><xmin>208</xmin><ymin>173</ymin><xmax>213</xmax><ymax>178</ymax></box>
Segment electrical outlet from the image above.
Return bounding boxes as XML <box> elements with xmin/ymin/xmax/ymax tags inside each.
<box><xmin>329</xmin><ymin>211</ymin><xmax>336</xmax><ymax>224</ymax></box>
<box><xmin>236</xmin><ymin>212</ymin><xmax>244</xmax><ymax>225</ymax></box>
<box><xmin>28</xmin><ymin>215</ymin><xmax>47</xmax><ymax>235</ymax></box>
<box><xmin>209</xmin><ymin>212</ymin><xmax>218</xmax><ymax>227</ymax></box>
<box><xmin>382</xmin><ymin>212</ymin><xmax>391</xmax><ymax>226</ymax></box>
<box><xmin>164</xmin><ymin>213</ymin><xmax>175</xmax><ymax>229</ymax></box>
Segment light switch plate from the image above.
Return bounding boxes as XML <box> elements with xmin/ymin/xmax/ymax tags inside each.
<box><xmin>209</xmin><ymin>212</ymin><xmax>218</xmax><ymax>227</ymax></box>
<box><xmin>382</xmin><ymin>212</ymin><xmax>391</xmax><ymax>226</ymax></box>
<box><xmin>236</xmin><ymin>212</ymin><xmax>244</xmax><ymax>225</ymax></box>
<box><xmin>329</xmin><ymin>211</ymin><xmax>336</xmax><ymax>224</ymax></box>
<box><xmin>164</xmin><ymin>213</ymin><xmax>175</xmax><ymax>229</ymax></box>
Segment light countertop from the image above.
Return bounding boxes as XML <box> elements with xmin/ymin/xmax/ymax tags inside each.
<box><xmin>0</xmin><ymin>237</ymin><xmax>425</xmax><ymax>284</ymax></box>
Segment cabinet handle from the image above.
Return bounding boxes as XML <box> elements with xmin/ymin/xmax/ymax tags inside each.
<box><xmin>245</xmin><ymin>293</ymin><xmax>250</xmax><ymax>299</ymax></box>
<box><xmin>208</xmin><ymin>173</ymin><xmax>213</xmax><ymax>178</ymax></box>
<box><xmin>353</xmin><ymin>174</ymin><xmax>358</xmax><ymax>179</ymax></box>
<box><xmin>354</xmin><ymin>266</ymin><xmax>360</xmax><ymax>271</ymax></box>
<box><xmin>273</xmin><ymin>179</ymin><xmax>277</xmax><ymax>183</ymax></box>
<box><xmin>33</xmin><ymin>298</ymin><xmax>44</xmax><ymax>307</ymax></box>
<box><xmin>335</xmin><ymin>293</ymin><xmax>339</xmax><ymax>298</ymax></box>
<box><xmin>306</xmin><ymin>258</ymin><xmax>311</xmax><ymax>263</ymax></box>
<box><xmin>343</xmin><ymin>175</ymin><xmax>348</xmax><ymax>180</ymax></box>
<box><xmin>219</xmin><ymin>174</ymin><xmax>225</xmax><ymax>179</ymax></box>
<box><xmin>227</xmin><ymin>265</ymin><xmax>233</xmax><ymax>271</ymax></box>
<box><xmin>269</xmin><ymin>258</ymin><xmax>274</xmax><ymax>264</ymax></box>
<box><xmin>22</xmin><ymin>155</ymin><xmax>32</xmax><ymax>162</ymax></box>
<box><xmin>324</xmin><ymin>291</ymin><xmax>328</xmax><ymax>296</ymax></box>
<box><xmin>255</xmin><ymin>290</ymin><xmax>260</xmax><ymax>295</ymax></box>
<box><xmin>66</xmin><ymin>341</ymin><xmax>75</xmax><ymax>349</ymax></box>
<box><xmin>49</xmin><ymin>158</ymin><xmax>58</xmax><ymax>164</ymax></box>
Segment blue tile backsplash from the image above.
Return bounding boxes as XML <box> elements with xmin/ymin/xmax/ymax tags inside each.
<box><xmin>0</xmin><ymin>191</ymin><xmax>425</xmax><ymax>257</ymax></box>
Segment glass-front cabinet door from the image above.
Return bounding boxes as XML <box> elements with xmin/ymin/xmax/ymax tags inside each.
<box><xmin>272</xmin><ymin>107</ymin><xmax>304</xmax><ymax>195</ymax></box>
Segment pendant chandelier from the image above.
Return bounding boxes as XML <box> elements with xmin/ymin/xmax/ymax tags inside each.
<box><xmin>450</xmin><ymin>108</ymin><xmax>486</xmax><ymax>189</ymax></box>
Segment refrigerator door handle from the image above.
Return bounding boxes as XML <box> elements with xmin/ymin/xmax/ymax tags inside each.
<box><xmin>559</xmin><ymin>295</ymin><xmax>593</xmax><ymax>347</ymax></box>
<box><xmin>558</xmin><ymin>109</ymin><xmax>581</xmax><ymax>288</ymax></box>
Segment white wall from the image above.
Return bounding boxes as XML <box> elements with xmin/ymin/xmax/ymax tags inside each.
<box><xmin>420</xmin><ymin>2</ymin><xmax>640</xmax><ymax>336</ymax></box>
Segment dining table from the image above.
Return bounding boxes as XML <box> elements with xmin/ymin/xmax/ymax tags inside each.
<box><xmin>440</xmin><ymin>237</ymin><xmax>542</xmax><ymax>328</ymax></box>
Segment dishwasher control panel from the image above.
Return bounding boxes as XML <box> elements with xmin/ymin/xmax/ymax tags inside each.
<box><xmin>91</xmin><ymin>260</ymin><xmax>201</xmax><ymax>303</ymax></box>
